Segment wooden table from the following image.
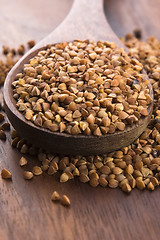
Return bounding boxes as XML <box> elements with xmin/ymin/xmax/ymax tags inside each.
<box><xmin>0</xmin><ymin>1</ymin><xmax>160</xmax><ymax>239</ymax></box>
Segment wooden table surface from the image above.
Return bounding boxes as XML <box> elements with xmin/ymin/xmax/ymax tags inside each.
<box><xmin>0</xmin><ymin>1</ymin><xmax>160</xmax><ymax>240</ymax></box>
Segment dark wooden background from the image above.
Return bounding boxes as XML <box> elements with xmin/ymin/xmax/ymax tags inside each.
<box><xmin>0</xmin><ymin>0</ymin><xmax>160</xmax><ymax>239</ymax></box>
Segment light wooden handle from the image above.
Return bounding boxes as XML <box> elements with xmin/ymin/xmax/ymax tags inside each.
<box><xmin>70</xmin><ymin>0</ymin><xmax>106</xmax><ymax>27</ymax></box>
<box><xmin>23</xmin><ymin>0</ymin><xmax>124</xmax><ymax>50</ymax></box>
<box><xmin>63</xmin><ymin>0</ymin><xmax>111</xmax><ymax>40</ymax></box>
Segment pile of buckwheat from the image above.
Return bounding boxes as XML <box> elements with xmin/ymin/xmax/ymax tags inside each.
<box><xmin>0</xmin><ymin>33</ymin><xmax>160</xmax><ymax>194</ymax></box>
<box><xmin>12</xmin><ymin>40</ymin><xmax>152</xmax><ymax>136</ymax></box>
<box><xmin>0</xmin><ymin>40</ymin><xmax>35</xmax><ymax>140</ymax></box>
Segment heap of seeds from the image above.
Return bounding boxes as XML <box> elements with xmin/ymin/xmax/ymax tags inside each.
<box><xmin>0</xmin><ymin>40</ymin><xmax>35</xmax><ymax>86</ymax></box>
<box><xmin>0</xmin><ymin>34</ymin><xmax>159</xmax><ymax>194</ymax></box>
<box><xmin>12</xmin><ymin>40</ymin><xmax>152</xmax><ymax>136</ymax></box>
<box><xmin>9</xmin><ymin>34</ymin><xmax>159</xmax><ymax>193</ymax></box>
<box><xmin>0</xmin><ymin>40</ymin><xmax>35</xmax><ymax>141</ymax></box>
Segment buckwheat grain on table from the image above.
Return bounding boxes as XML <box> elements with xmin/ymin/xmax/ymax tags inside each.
<box><xmin>0</xmin><ymin>35</ymin><xmax>160</xmax><ymax>193</ymax></box>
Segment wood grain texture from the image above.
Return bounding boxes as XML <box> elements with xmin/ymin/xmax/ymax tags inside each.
<box><xmin>3</xmin><ymin>0</ymin><xmax>153</xmax><ymax>155</ymax></box>
<box><xmin>104</xmin><ymin>0</ymin><xmax>160</xmax><ymax>40</ymax></box>
<box><xmin>0</xmin><ymin>0</ymin><xmax>160</xmax><ymax>240</ymax></box>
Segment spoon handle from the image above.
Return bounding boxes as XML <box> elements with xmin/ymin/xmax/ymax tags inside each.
<box><xmin>34</xmin><ymin>0</ymin><xmax>123</xmax><ymax>48</ymax></box>
<box><xmin>68</xmin><ymin>0</ymin><xmax>107</xmax><ymax>34</ymax></box>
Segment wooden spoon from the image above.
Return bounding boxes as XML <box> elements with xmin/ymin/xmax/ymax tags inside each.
<box><xmin>4</xmin><ymin>0</ymin><xmax>153</xmax><ymax>155</ymax></box>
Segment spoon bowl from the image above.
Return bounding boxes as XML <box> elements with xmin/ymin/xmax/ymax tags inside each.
<box><xmin>4</xmin><ymin>0</ymin><xmax>153</xmax><ymax>155</ymax></box>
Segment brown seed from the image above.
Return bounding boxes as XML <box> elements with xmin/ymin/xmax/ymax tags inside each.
<box><xmin>27</xmin><ymin>40</ymin><xmax>35</xmax><ymax>48</ymax></box>
<box><xmin>133</xmin><ymin>170</ymin><xmax>142</xmax><ymax>178</ymax></box>
<box><xmin>48</xmin><ymin>123</ymin><xmax>59</xmax><ymax>132</ymax></box>
<box><xmin>116</xmin><ymin>161</ymin><xmax>126</xmax><ymax>169</ymax></box>
<box><xmin>94</xmin><ymin>161</ymin><xmax>103</xmax><ymax>169</ymax></box>
<box><xmin>119</xmin><ymin>178</ymin><xmax>128</xmax><ymax>188</ymax></box>
<box><xmin>89</xmin><ymin>171</ymin><xmax>99</xmax><ymax>179</ymax></box>
<box><xmin>41</xmin><ymin>165</ymin><xmax>49</xmax><ymax>171</ymax></box>
<box><xmin>66</xmin><ymin>171</ymin><xmax>74</xmax><ymax>180</ymax></box>
<box><xmin>144</xmin><ymin>178</ymin><xmax>150</xmax><ymax>185</ymax></box>
<box><xmin>32</xmin><ymin>166</ymin><xmax>43</xmax><ymax>176</ymax></box>
<box><xmin>141</xmin><ymin>167</ymin><xmax>150</xmax><ymax>177</ymax></box>
<box><xmin>0</xmin><ymin>113</ymin><xmax>4</xmax><ymax>122</ymax></box>
<box><xmin>47</xmin><ymin>166</ymin><xmax>57</xmax><ymax>175</ymax></box>
<box><xmin>79</xmin><ymin>173</ymin><xmax>89</xmax><ymax>183</ymax></box>
<box><xmin>107</xmin><ymin>162</ymin><xmax>115</xmax><ymax>170</ymax></box>
<box><xmin>93</xmin><ymin>127</ymin><xmax>102</xmax><ymax>136</ymax></box>
<box><xmin>99</xmin><ymin>176</ymin><xmax>108</xmax><ymax>187</ymax></box>
<box><xmin>17</xmin><ymin>44</ymin><xmax>25</xmax><ymax>55</ymax></box>
<box><xmin>117</xmin><ymin>122</ymin><xmax>125</xmax><ymax>131</ymax></box>
<box><xmin>50</xmin><ymin>161</ymin><xmax>59</xmax><ymax>171</ymax></box>
<box><xmin>89</xmin><ymin>178</ymin><xmax>99</xmax><ymax>187</ymax></box>
<box><xmin>89</xmin><ymin>52</ymin><xmax>97</xmax><ymax>60</ymax></box>
<box><xmin>60</xmin><ymin>173</ymin><xmax>69</xmax><ymax>183</ymax></box>
<box><xmin>73</xmin><ymin>168</ymin><xmax>80</xmax><ymax>176</ymax></box>
<box><xmin>19</xmin><ymin>157</ymin><xmax>28</xmax><ymax>166</ymax></box>
<box><xmin>136</xmin><ymin>178</ymin><xmax>145</xmax><ymax>190</ymax></box>
<box><xmin>100</xmin><ymin>165</ymin><xmax>111</xmax><ymax>174</ymax></box>
<box><xmin>108</xmin><ymin>179</ymin><xmax>119</xmax><ymax>188</ymax></box>
<box><xmin>67</xmin><ymin>65</ymin><xmax>77</xmax><ymax>73</ymax></box>
<box><xmin>130</xmin><ymin>178</ymin><xmax>136</xmax><ymax>188</ymax></box>
<box><xmin>59</xmin><ymin>122</ymin><xmax>66</xmax><ymax>132</ymax></box>
<box><xmin>115</xmin><ymin>173</ymin><xmax>125</xmax><ymax>182</ymax></box>
<box><xmin>0</xmin><ymin>130</ymin><xmax>6</xmax><ymax>140</ymax></box>
<box><xmin>114</xmin><ymin>151</ymin><xmax>123</xmax><ymax>158</ymax></box>
<box><xmin>121</xmin><ymin>182</ymin><xmax>132</xmax><ymax>193</ymax></box>
<box><xmin>147</xmin><ymin>182</ymin><xmax>154</xmax><ymax>191</ymax></box>
<box><xmin>140</xmin><ymin>108</ymin><xmax>148</xmax><ymax>116</ymax></box>
<box><xmin>64</xmin><ymin>113</ymin><xmax>73</xmax><ymax>122</ymax></box>
<box><xmin>102</xmin><ymin>117</ymin><xmax>111</xmax><ymax>127</ymax></box>
<box><xmin>38</xmin><ymin>153</ymin><xmax>47</xmax><ymax>162</ymax></box>
<box><xmin>134</xmin><ymin>161</ymin><xmax>143</xmax><ymax>170</ymax></box>
<box><xmin>86</xmin><ymin>92</ymin><xmax>95</xmax><ymax>100</ymax></box>
<box><xmin>142</xmin><ymin>146</ymin><xmax>152</xmax><ymax>154</ymax></box>
<box><xmin>11</xmin><ymin>130</ymin><xmax>18</xmax><ymax>139</ymax></box>
<box><xmin>68</xmin><ymin>102</ymin><xmax>77</xmax><ymax>111</ymax></box>
<box><xmin>2</xmin><ymin>45</ymin><xmax>10</xmax><ymax>55</ymax></box>
<box><xmin>87</xmin><ymin>114</ymin><xmax>95</xmax><ymax>124</ymax></box>
<box><xmin>113</xmin><ymin>167</ymin><xmax>123</xmax><ymax>175</ymax></box>
<box><xmin>21</xmin><ymin>144</ymin><xmax>28</xmax><ymax>154</ymax></box>
<box><xmin>61</xmin><ymin>195</ymin><xmax>70</xmax><ymax>207</ymax></box>
<box><xmin>51</xmin><ymin>191</ymin><xmax>60</xmax><ymax>201</ymax></box>
<box><xmin>150</xmin><ymin>177</ymin><xmax>159</xmax><ymax>187</ymax></box>
<box><xmin>125</xmin><ymin>164</ymin><xmax>134</xmax><ymax>174</ymax></box>
<box><xmin>24</xmin><ymin>171</ymin><xmax>33</xmax><ymax>180</ymax></box>
<box><xmin>71</xmin><ymin>124</ymin><xmax>81</xmax><ymax>135</ymax></box>
<box><xmin>116</xmin><ymin>103</ymin><xmax>124</xmax><ymax>111</ymax></box>
<box><xmin>79</xmin><ymin>121</ymin><xmax>88</xmax><ymax>131</ymax></box>
<box><xmin>1</xmin><ymin>169</ymin><xmax>12</xmax><ymax>179</ymax></box>
<box><xmin>104</xmin><ymin>157</ymin><xmax>113</xmax><ymax>164</ymax></box>
<box><xmin>118</xmin><ymin>111</ymin><xmax>129</xmax><ymax>120</ymax></box>
<box><xmin>11</xmin><ymin>137</ymin><xmax>19</xmax><ymax>147</ymax></box>
<box><xmin>79</xmin><ymin>165</ymin><xmax>88</xmax><ymax>175</ymax></box>
<box><xmin>1</xmin><ymin>122</ymin><xmax>10</xmax><ymax>130</ymax></box>
<box><xmin>73</xmin><ymin>110</ymin><xmax>81</xmax><ymax>118</ymax></box>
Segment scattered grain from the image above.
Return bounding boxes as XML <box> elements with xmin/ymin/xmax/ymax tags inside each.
<box><xmin>61</xmin><ymin>195</ymin><xmax>70</xmax><ymax>207</ymax></box>
<box><xmin>51</xmin><ymin>191</ymin><xmax>60</xmax><ymax>201</ymax></box>
<box><xmin>19</xmin><ymin>156</ymin><xmax>28</xmax><ymax>166</ymax></box>
<box><xmin>1</xmin><ymin>168</ymin><xmax>12</xmax><ymax>179</ymax></box>
<box><xmin>24</xmin><ymin>171</ymin><xmax>33</xmax><ymax>180</ymax></box>
<box><xmin>32</xmin><ymin>166</ymin><xmax>43</xmax><ymax>176</ymax></box>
